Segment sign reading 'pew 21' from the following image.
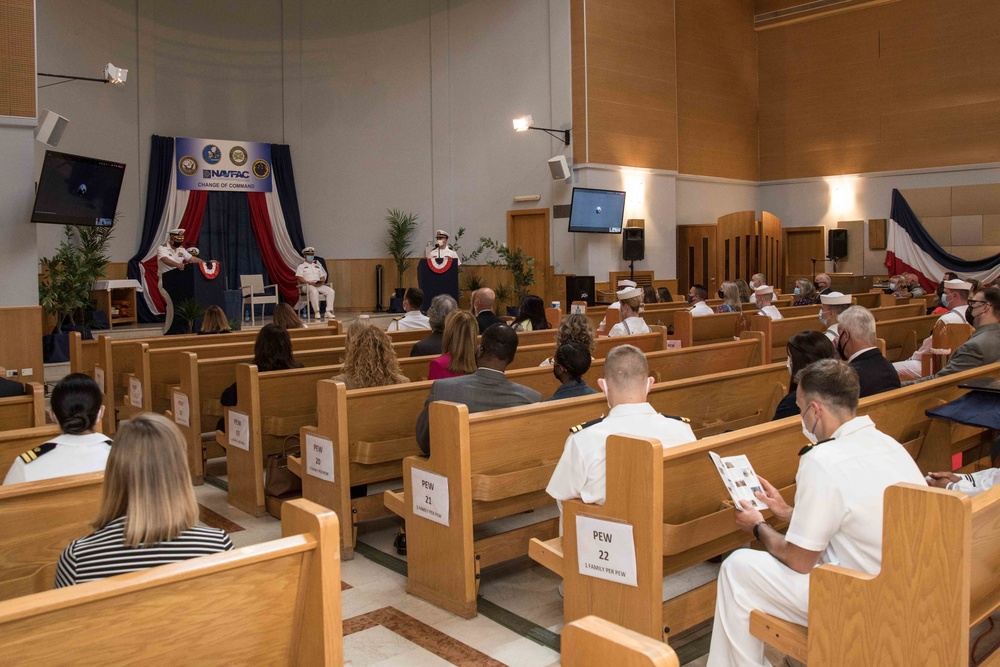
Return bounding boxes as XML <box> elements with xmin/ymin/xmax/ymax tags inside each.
<box><xmin>175</xmin><ymin>137</ymin><xmax>272</xmax><ymax>192</ymax></box>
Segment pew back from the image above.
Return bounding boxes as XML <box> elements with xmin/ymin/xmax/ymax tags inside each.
<box><xmin>0</xmin><ymin>384</ymin><xmax>45</xmax><ymax>432</ymax></box>
<box><xmin>876</xmin><ymin>314</ymin><xmax>939</xmax><ymax>361</ymax></box>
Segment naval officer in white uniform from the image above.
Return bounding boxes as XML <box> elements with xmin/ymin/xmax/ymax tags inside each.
<box><xmin>893</xmin><ymin>277</ymin><xmax>972</xmax><ymax>380</ymax></box>
<box><xmin>156</xmin><ymin>228</ymin><xmax>209</xmax><ymax>334</ymax></box>
<box><xmin>607</xmin><ymin>284</ymin><xmax>650</xmax><ymax>337</ymax></box>
<box><xmin>294</xmin><ymin>246</ymin><xmax>335</xmax><ymax>319</ymax></box>
<box><xmin>754</xmin><ymin>285</ymin><xmax>782</xmax><ymax>320</ymax></box>
<box><xmin>597</xmin><ymin>279</ymin><xmax>639</xmax><ymax>333</ymax></box>
<box><xmin>426</xmin><ymin>230</ymin><xmax>461</xmax><ymax>265</ymax></box>
<box><xmin>818</xmin><ymin>291</ymin><xmax>851</xmax><ymax>343</ymax></box>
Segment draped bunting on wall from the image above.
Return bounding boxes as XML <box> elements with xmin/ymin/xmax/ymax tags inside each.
<box><xmin>128</xmin><ymin>135</ymin><xmax>310</xmax><ymax>322</ymax></box>
<box><xmin>885</xmin><ymin>189</ymin><xmax>1000</xmax><ymax>291</ymax></box>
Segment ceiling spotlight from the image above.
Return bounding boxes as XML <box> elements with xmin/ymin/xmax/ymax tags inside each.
<box><xmin>511</xmin><ymin>114</ymin><xmax>571</xmax><ymax>146</ymax></box>
<box><xmin>104</xmin><ymin>63</ymin><xmax>128</xmax><ymax>85</ymax></box>
<box><xmin>513</xmin><ymin>115</ymin><xmax>533</xmax><ymax>132</ymax></box>
<box><xmin>38</xmin><ymin>62</ymin><xmax>129</xmax><ymax>87</ymax></box>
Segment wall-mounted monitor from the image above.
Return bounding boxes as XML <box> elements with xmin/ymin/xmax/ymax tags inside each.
<box><xmin>31</xmin><ymin>150</ymin><xmax>126</xmax><ymax>227</ymax></box>
<box><xmin>568</xmin><ymin>187</ymin><xmax>626</xmax><ymax>234</ymax></box>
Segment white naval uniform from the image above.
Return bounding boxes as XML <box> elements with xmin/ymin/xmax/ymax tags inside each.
<box><xmin>893</xmin><ymin>305</ymin><xmax>968</xmax><ymax>380</ymax></box>
<box><xmin>295</xmin><ymin>261</ymin><xmax>335</xmax><ymax>317</ymax></box>
<box><xmin>546</xmin><ymin>403</ymin><xmax>696</xmax><ymax>532</ymax></box>
<box><xmin>947</xmin><ymin>468</ymin><xmax>1000</xmax><ymax>497</ymax></box>
<box><xmin>608</xmin><ymin>316</ymin><xmax>651</xmax><ymax>337</ymax></box>
<box><xmin>427</xmin><ymin>246</ymin><xmax>461</xmax><ymax>264</ymax></box>
<box><xmin>758</xmin><ymin>305</ymin><xmax>782</xmax><ymax>320</ymax></box>
<box><xmin>598</xmin><ymin>302</ymin><xmax>623</xmax><ymax>332</ymax></box>
<box><xmin>823</xmin><ymin>322</ymin><xmax>840</xmax><ymax>343</ymax></box>
<box><xmin>3</xmin><ymin>433</ymin><xmax>112</xmax><ymax>486</ymax></box>
<box><xmin>157</xmin><ymin>244</ymin><xmax>193</xmax><ymax>333</ymax></box>
<box><xmin>707</xmin><ymin>416</ymin><xmax>925</xmax><ymax>667</ymax></box>
<box><xmin>388</xmin><ymin>310</ymin><xmax>431</xmax><ymax>331</ymax></box>
<box><xmin>690</xmin><ymin>301</ymin><xmax>715</xmax><ymax>317</ymax></box>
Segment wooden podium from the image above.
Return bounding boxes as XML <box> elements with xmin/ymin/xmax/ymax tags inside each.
<box><xmin>90</xmin><ymin>279</ymin><xmax>142</xmax><ymax>327</ymax></box>
<box><xmin>161</xmin><ymin>264</ymin><xmax>226</xmax><ymax>335</ymax></box>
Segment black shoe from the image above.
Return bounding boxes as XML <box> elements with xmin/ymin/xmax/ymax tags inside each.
<box><xmin>393</xmin><ymin>529</ymin><xmax>407</xmax><ymax>555</ymax></box>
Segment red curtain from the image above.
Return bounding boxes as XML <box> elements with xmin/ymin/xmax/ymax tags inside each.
<box><xmin>141</xmin><ymin>192</ymin><xmax>209</xmax><ymax>312</ymax></box>
<box><xmin>247</xmin><ymin>192</ymin><xmax>298</xmax><ymax>303</ymax></box>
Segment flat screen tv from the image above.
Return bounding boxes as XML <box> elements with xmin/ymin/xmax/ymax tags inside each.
<box><xmin>568</xmin><ymin>187</ymin><xmax>626</xmax><ymax>234</ymax></box>
<box><xmin>31</xmin><ymin>150</ymin><xmax>126</xmax><ymax>227</ymax></box>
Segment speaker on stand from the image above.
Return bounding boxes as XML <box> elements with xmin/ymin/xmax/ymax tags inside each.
<box><xmin>623</xmin><ymin>227</ymin><xmax>644</xmax><ymax>282</ymax></box>
<box><xmin>827</xmin><ymin>229</ymin><xmax>848</xmax><ymax>273</ymax></box>
<box><xmin>375</xmin><ymin>264</ymin><xmax>384</xmax><ymax>312</ymax></box>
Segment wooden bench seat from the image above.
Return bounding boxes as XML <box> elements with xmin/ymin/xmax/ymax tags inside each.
<box><xmin>876</xmin><ymin>314</ymin><xmax>939</xmax><ymax>362</ymax></box>
<box><xmin>527</xmin><ymin>361</ymin><xmax>1000</xmax><ymax>642</ymax></box>
<box><xmin>0</xmin><ymin>498</ymin><xmax>342</xmax><ymax>666</ymax></box>
<box><xmin>0</xmin><ymin>383</ymin><xmax>45</xmax><ymax>433</ymax></box>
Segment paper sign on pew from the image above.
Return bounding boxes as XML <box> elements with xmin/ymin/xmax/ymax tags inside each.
<box><xmin>94</xmin><ymin>367</ymin><xmax>105</xmax><ymax>395</ymax></box>
<box><xmin>575</xmin><ymin>515</ymin><xmax>638</xmax><ymax>587</ymax></box>
<box><xmin>411</xmin><ymin>467</ymin><xmax>449</xmax><ymax>526</ymax></box>
<box><xmin>709</xmin><ymin>451</ymin><xmax>768</xmax><ymax>511</ymax></box>
<box><xmin>305</xmin><ymin>433</ymin><xmax>334</xmax><ymax>481</ymax></box>
<box><xmin>128</xmin><ymin>378</ymin><xmax>143</xmax><ymax>408</ymax></box>
<box><xmin>228</xmin><ymin>411</ymin><xmax>250</xmax><ymax>451</ymax></box>
<box><xmin>172</xmin><ymin>392</ymin><xmax>190</xmax><ymax>427</ymax></box>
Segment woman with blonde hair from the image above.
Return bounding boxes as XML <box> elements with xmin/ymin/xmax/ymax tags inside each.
<box><xmin>55</xmin><ymin>413</ymin><xmax>232</xmax><ymax>587</ymax></box>
<box><xmin>429</xmin><ymin>310</ymin><xmax>478</xmax><ymax>380</ymax></box>
<box><xmin>540</xmin><ymin>313</ymin><xmax>596</xmax><ymax>366</ymax></box>
<box><xmin>197</xmin><ymin>305</ymin><xmax>232</xmax><ymax>335</ymax></box>
<box><xmin>271</xmin><ymin>301</ymin><xmax>305</xmax><ymax>329</ymax></box>
<box><xmin>333</xmin><ymin>323</ymin><xmax>409</xmax><ymax>389</ymax></box>
<box><xmin>793</xmin><ymin>278</ymin><xmax>818</xmax><ymax>306</ymax></box>
<box><xmin>715</xmin><ymin>281</ymin><xmax>743</xmax><ymax>313</ymax></box>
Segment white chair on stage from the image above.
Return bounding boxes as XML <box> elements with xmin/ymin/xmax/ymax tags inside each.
<box><xmin>294</xmin><ymin>282</ymin><xmax>335</xmax><ymax>320</ymax></box>
<box><xmin>240</xmin><ymin>274</ymin><xmax>279</xmax><ymax>325</ymax></box>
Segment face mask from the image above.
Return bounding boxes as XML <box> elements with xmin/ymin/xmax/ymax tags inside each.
<box><xmin>818</xmin><ymin>309</ymin><xmax>827</xmax><ymax>326</ymax></box>
<box><xmin>436</xmin><ymin>238</ymin><xmax>446</xmax><ymax>247</ymax></box>
<box><xmin>889</xmin><ymin>282</ymin><xmax>897</xmax><ymax>291</ymax></box>
<box><xmin>717</xmin><ymin>290</ymin><xmax>725</xmax><ymax>299</ymax></box>
<box><xmin>966</xmin><ymin>305</ymin><xmax>978</xmax><ymax>327</ymax></box>
<box><xmin>786</xmin><ymin>358</ymin><xmax>792</xmax><ymax>375</ymax></box>
<box><xmin>171</xmin><ymin>240</ymin><xmax>182</xmax><ymax>248</ymax></box>
<box><xmin>686</xmin><ymin>294</ymin><xmax>694</xmax><ymax>304</ymax></box>
<box><xmin>305</xmin><ymin>255</ymin><xmax>314</xmax><ymax>262</ymax></box>
<box><xmin>836</xmin><ymin>332</ymin><xmax>850</xmax><ymax>361</ymax></box>
<box><xmin>793</xmin><ymin>287</ymin><xmax>801</xmax><ymax>296</ymax></box>
<box><xmin>813</xmin><ymin>281</ymin><xmax>821</xmax><ymax>290</ymax></box>
<box><xmin>940</xmin><ymin>293</ymin><xmax>949</xmax><ymax>308</ymax></box>
<box><xmin>801</xmin><ymin>405</ymin><xmax>819</xmax><ymax>444</ymax></box>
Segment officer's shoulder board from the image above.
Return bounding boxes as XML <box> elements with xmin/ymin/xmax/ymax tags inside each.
<box><xmin>659</xmin><ymin>413</ymin><xmax>691</xmax><ymax>424</ymax></box>
<box><xmin>18</xmin><ymin>442</ymin><xmax>57</xmax><ymax>465</ymax></box>
<box><xmin>569</xmin><ymin>416</ymin><xmax>605</xmax><ymax>434</ymax></box>
<box><xmin>798</xmin><ymin>437</ymin><xmax>834</xmax><ymax>457</ymax></box>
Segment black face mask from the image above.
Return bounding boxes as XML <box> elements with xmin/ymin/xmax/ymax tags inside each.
<box><xmin>966</xmin><ymin>306</ymin><xmax>978</xmax><ymax>327</ymax></box>
<box><xmin>686</xmin><ymin>294</ymin><xmax>694</xmax><ymax>304</ymax></box>
<box><xmin>171</xmin><ymin>240</ymin><xmax>182</xmax><ymax>248</ymax></box>
<box><xmin>717</xmin><ymin>290</ymin><xmax>725</xmax><ymax>299</ymax></box>
<box><xmin>813</xmin><ymin>281</ymin><xmax>821</xmax><ymax>290</ymax></box>
<box><xmin>836</xmin><ymin>332</ymin><xmax>850</xmax><ymax>361</ymax></box>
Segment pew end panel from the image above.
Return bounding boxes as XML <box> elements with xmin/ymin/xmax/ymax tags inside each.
<box><xmin>562</xmin><ymin>615</ymin><xmax>680</xmax><ymax>667</ymax></box>
<box><xmin>223</xmin><ymin>364</ymin><xmax>266</xmax><ymax>517</ymax></box>
<box><xmin>0</xmin><ymin>383</ymin><xmax>46</xmax><ymax>432</ymax></box>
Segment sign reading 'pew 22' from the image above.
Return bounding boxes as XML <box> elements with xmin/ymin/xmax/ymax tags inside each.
<box><xmin>175</xmin><ymin>137</ymin><xmax>272</xmax><ymax>192</ymax></box>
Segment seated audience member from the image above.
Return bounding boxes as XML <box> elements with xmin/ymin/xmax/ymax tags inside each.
<box><xmin>3</xmin><ymin>373</ymin><xmax>111</xmax><ymax>485</ymax></box>
<box><xmin>271</xmin><ymin>301</ymin><xmax>305</xmax><ymax>329</ymax></box>
<box><xmin>750</xmin><ymin>273</ymin><xmax>766</xmax><ymax>291</ymax></box>
<box><xmin>546</xmin><ymin>342</ymin><xmax>599</xmax><ymax>402</ymax></box>
<box><xmin>793</xmin><ymin>278</ymin><xmax>818</xmax><ymax>306</ymax></box>
<box><xmin>905</xmin><ymin>287</ymin><xmax>1000</xmax><ymax>385</ymax></box>
<box><xmin>598</xmin><ymin>279</ymin><xmax>639</xmax><ymax>333</ymax></box>
<box><xmin>835</xmin><ymin>306</ymin><xmax>900</xmax><ymax>397</ymax></box>
<box><xmin>734</xmin><ymin>280</ymin><xmax>752</xmax><ymax>304</ymax></box>
<box><xmin>893</xmin><ymin>277</ymin><xmax>972</xmax><ymax>380</ymax></box>
<box><xmin>388</xmin><ymin>287</ymin><xmax>430</xmax><ymax>331</ymax></box>
<box><xmin>927</xmin><ymin>467</ymin><xmax>999</xmax><ymax>497</ymax></box>
<box><xmin>687</xmin><ymin>283</ymin><xmax>714</xmax><ymax>317</ymax></box>
<box><xmin>333</xmin><ymin>323</ymin><xmax>409</xmax><ymax>389</ymax></box>
<box><xmin>546</xmin><ymin>345</ymin><xmax>696</xmax><ymax>528</ymax></box>
<box><xmin>429</xmin><ymin>310</ymin><xmax>478</xmax><ymax>380</ymax></box>
<box><xmin>472</xmin><ymin>287</ymin><xmax>502</xmax><ymax>333</ymax></box>
<box><xmin>0</xmin><ymin>374</ymin><xmax>24</xmax><ymax>398</ymax></box>
<box><xmin>707</xmin><ymin>360</ymin><xmax>924</xmax><ymax>666</ymax></box>
<box><xmin>754</xmin><ymin>285</ymin><xmax>782</xmax><ymax>320</ymax></box>
<box><xmin>415</xmin><ymin>324</ymin><xmax>540</xmax><ymax>454</ymax></box>
<box><xmin>55</xmin><ymin>413</ymin><xmax>232</xmax><ymax>587</ymax></box>
<box><xmin>511</xmin><ymin>294</ymin><xmax>551</xmax><ymax>332</ymax></box>
<box><xmin>541</xmin><ymin>314</ymin><xmax>596</xmax><ymax>367</ymax></box>
<box><xmin>888</xmin><ymin>274</ymin><xmax>909</xmax><ymax>297</ymax></box>
<box><xmin>643</xmin><ymin>285</ymin><xmax>659</xmax><ymax>304</ymax></box>
<box><xmin>931</xmin><ymin>272</ymin><xmax>960</xmax><ymax>314</ymax></box>
<box><xmin>219</xmin><ymin>324</ymin><xmax>302</xmax><ymax>427</ymax></box>
<box><xmin>907</xmin><ymin>273</ymin><xmax>927</xmax><ymax>298</ymax></box>
<box><xmin>608</xmin><ymin>285</ymin><xmax>650</xmax><ymax>337</ymax></box>
<box><xmin>818</xmin><ymin>291</ymin><xmax>851</xmax><ymax>342</ymax></box>
<box><xmin>715</xmin><ymin>282</ymin><xmax>743</xmax><ymax>314</ymax></box>
<box><xmin>657</xmin><ymin>286</ymin><xmax>674</xmax><ymax>304</ymax></box>
<box><xmin>197</xmin><ymin>305</ymin><xmax>232</xmax><ymax>334</ymax></box>
<box><xmin>772</xmin><ymin>331</ymin><xmax>836</xmax><ymax>420</ymax></box>
<box><xmin>814</xmin><ymin>273</ymin><xmax>832</xmax><ymax>296</ymax></box>
<box><xmin>411</xmin><ymin>294</ymin><xmax>457</xmax><ymax>357</ymax></box>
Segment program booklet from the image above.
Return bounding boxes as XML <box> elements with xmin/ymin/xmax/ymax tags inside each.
<box><xmin>709</xmin><ymin>451</ymin><xmax>768</xmax><ymax>511</ymax></box>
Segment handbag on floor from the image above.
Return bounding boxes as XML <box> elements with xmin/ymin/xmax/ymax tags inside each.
<box><xmin>264</xmin><ymin>435</ymin><xmax>302</xmax><ymax>499</ymax></box>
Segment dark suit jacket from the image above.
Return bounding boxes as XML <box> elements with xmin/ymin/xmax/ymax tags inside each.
<box><xmin>415</xmin><ymin>368</ymin><xmax>542</xmax><ymax>453</ymax></box>
<box><xmin>850</xmin><ymin>348</ymin><xmax>901</xmax><ymax>398</ymax></box>
<box><xmin>476</xmin><ymin>310</ymin><xmax>503</xmax><ymax>334</ymax></box>
<box><xmin>0</xmin><ymin>377</ymin><xmax>24</xmax><ymax>398</ymax></box>
<box><xmin>772</xmin><ymin>390</ymin><xmax>800</xmax><ymax>420</ymax></box>
<box><xmin>411</xmin><ymin>331</ymin><xmax>444</xmax><ymax>357</ymax></box>
<box><xmin>545</xmin><ymin>379</ymin><xmax>599</xmax><ymax>402</ymax></box>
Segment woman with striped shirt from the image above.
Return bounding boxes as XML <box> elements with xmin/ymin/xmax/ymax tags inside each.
<box><xmin>55</xmin><ymin>413</ymin><xmax>232</xmax><ymax>587</ymax></box>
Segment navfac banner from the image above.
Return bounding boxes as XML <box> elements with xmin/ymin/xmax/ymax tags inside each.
<box><xmin>175</xmin><ymin>137</ymin><xmax>272</xmax><ymax>192</ymax></box>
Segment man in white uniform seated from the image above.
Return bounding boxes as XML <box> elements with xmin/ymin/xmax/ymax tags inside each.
<box><xmin>754</xmin><ymin>285</ymin><xmax>782</xmax><ymax>320</ymax></box>
<box><xmin>156</xmin><ymin>228</ymin><xmax>210</xmax><ymax>334</ymax></box>
<box><xmin>546</xmin><ymin>344</ymin><xmax>696</xmax><ymax>532</ymax></box>
<box><xmin>607</xmin><ymin>284</ymin><xmax>650</xmax><ymax>337</ymax></box>
<box><xmin>598</xmin><ymin>279</ymin><xmax>638</xmax><ymax>333</ymax></box>
<box><xmin>818</xmin><ymin>291</ymin><xmax>851</xmax><ymax>342</ymax></box>
<box><xmin>387</xmin><ymin>288</ymin><xmax>431</xmax><ymax>331</ymax></box>
<box><xmin>687</xmin><ymin>284</ymin><xmax>714</xmax><ymax>317</ymax></box>
<box><xmin>749</xmin><ymin>274</ymin><xmax>766</xmax><ymax>306</ymax></box>
<box><xmin>893</xmin><ymin>277</ymin><xmax>972</xmax><ymax>380</ymax></box>
<box><xmin>295</xmin><ymin>246</ymin><xmax>335</xmax><ymax>320</ymax></box>
<box><xmin>427</xmin><ymin>229</ymin><xmax>461</xmax><ymax>265</ymax></box>
<box><xmin>706</xmin><ymin>359</ymin><xmax>925</xmax><ymax>667</ymax></box>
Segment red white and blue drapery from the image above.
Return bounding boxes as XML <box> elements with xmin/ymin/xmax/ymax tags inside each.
<box><xmin>128</xmin><ymin>136</ymin><xmax>312</xmax><ymax>322</ymax></box>
<box><xmin>885</xmin><ymin>188</ymin><xmax>1000</xmax><ymax>292</ymax></box>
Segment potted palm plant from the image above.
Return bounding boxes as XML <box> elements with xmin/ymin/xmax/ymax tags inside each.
<box><xmin>384</xmin><ymin>209</ymin><xmax>420</xmax><ymax>299</ymax></box>
<box><xmin>476</xmin><ymin>237</ymin><xmax>535</xmax><ymax>316</ymax></box>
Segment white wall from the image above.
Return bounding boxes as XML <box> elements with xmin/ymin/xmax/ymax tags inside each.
<box><xmin>0</xmin><ymin>124</ymin><xmax>41</xmax><ymax>306</ymax></box>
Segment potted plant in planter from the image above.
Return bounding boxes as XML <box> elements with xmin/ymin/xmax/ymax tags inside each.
<box><xmin>475</xmin><ymin>237</ymin><xmax>535</xmax><ymax>317</ymax></box>
<box><xmin>383</xmin><ymin>209</ymin><xmax>420</xmax><ymax>300</ymax></box>
<box><xmin>175</xmin><ymin>298</ymin><xmax>207</xmax><ymax>334</ymax></box>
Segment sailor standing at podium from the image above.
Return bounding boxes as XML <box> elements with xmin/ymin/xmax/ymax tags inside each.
<box><xmin>157</xmin><ymin>228</ymin><xmax>208</xmax><ymax>334</ymax></box>
<box><xmin>426</xmin><ymin>230</ymin><xmax>461</xmax><ymax>266</ymax></box>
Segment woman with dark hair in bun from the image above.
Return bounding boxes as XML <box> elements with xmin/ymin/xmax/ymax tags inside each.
<box><xmin>3</xmin><ymin>373</ymin><xmax>111</xmax><ymax>485</ymax></box>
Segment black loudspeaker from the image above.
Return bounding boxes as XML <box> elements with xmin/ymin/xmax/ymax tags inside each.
<box><xmin>828</xmin><ymin>229</ymin><xmax>848</xmax><ymax>259</ymax></box>
<box><xmin>566</xmin><ymin>275</ymin><xmax>596</xmax><ymax>307</ymax></box>
<box><xmin>623</xmin><ymin>227</ymin><xmax>645</xmax><ymax>261</ymax></box>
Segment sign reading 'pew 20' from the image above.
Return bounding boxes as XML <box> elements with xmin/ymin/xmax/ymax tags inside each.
<box><xmin>175</xmin><ymin>137</ymin><xmax>272</xmax><ymax>192</ymax></box>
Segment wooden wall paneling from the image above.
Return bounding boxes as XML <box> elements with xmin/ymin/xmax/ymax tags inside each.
<box><xmin>0</xmin><ymin>307</ymin><xmax>44</xmax><ymax>386</ymax></box>
<box><xmin>868</xmin><ymin>219</ymin><xmax>887</xmax><ymax>250</ymax></box>
<box><xmin>570</xmin><ymin>0</ymin><xmax>589</xmax><ymax>165</ymax></box>
<box><xmin>760</xmin><ymin>212</ymin><xmax>782</xmax><ymax>288</ymax></box>
<box><xmin>782</xmin><ymin>227</ymin><xmax>825</xmax><ymax>278</ymax></box>
<box><xmin>676</xmin><ymin>225</ymin><xmax>717</xmax><ymax>296</ymax></box>
<box><xmin>716</xmin><ymin>211</ymin><xmax>757</xmax><ymax>285</ymax></box>
<box><xmin>0</xmin><ymin>0</ymin><xmax>35</xmax><ymax>119</ymax></box>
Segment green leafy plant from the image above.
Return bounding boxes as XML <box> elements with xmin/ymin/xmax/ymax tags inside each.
<box><xmin>450</xmin><ymin>227</ymin><xmax>483</xmax><ymax>267</ymax></box>
<box><xmin>462</xmin><ymin>273</ymin><xmax>486</xmax><ymax>294</ymax></box>
<box><xmin>493</xmin><ymin>283</ymin><xmax>514</xmax><ymax>315</ymax></box>
<box><xmin>475</xmin><ymin>237</ymin><xmax>535</xmax><ymax>301</ymax></box>
<box><xmin>39</xmin><ymin>224</ymin><xmax>114</xmax><ymax>334</ymax></box>
<box><xmin>383</xmin><ymin>209</ymin><xmax>420</xmax><ymax>289</ymax></box>
<box><xmin>175</xmin><ymin>298</ymin><xmax>207</xmax><ymax>334</ymax></box>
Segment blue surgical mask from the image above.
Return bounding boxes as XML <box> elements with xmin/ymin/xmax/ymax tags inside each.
<box><xmin>941</xmin><ymin>293</ymin><xmax>949</xmax><ymax>308</ymax></box>
<box><xmin>818</xmin><ymin>309</ymin><xmax>827</xmax><ymax>326</ymax></box>
<box><xmin>793</xmin><ymin>287</ymin><xmax>801</xmax><ymax>296</ymax></box>
<box><xmin>306</xmin><ymin>255</ymin><xmax>315</xmax><ymax>262</ymax></box>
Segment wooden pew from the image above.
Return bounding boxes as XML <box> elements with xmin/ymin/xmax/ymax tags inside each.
<box><xmin>751</xmin><ymin>483</ymin><xmax>1000</xmax><ymax>666</ymax></box>
<box><xmin>673</xmin><ymin>311</ymin><xmax>744</xmax><ymax>347</ymax></box>
<box><xmin>562</xmin><ymin>615</ymin><xmax>680</xmax><ymax>667</ymax></box>
<box><xmin>67</xmin><ymin>332</ymin><xmax>100</xmax><ymax>378</ymax></box>
<box><xmin>292</xmin><ymin>337</ymin><xmax>766</xmax><ymax>559</ymax></box>
<box><xmin>876</xmin><ymin>314</ymin><xmax>939</xmax><ymax>361</ymax></box>
<box><xmin>0</xmin><ymin>498</ymin><xmax>342</xmax><ymax>666</ymax></box>
<box><xmin>750</xmin><ymin>313</ymin><xmax>825</xmax><ymax>363</ymax></box>
<box><xmin>870</xmin><ymin>302</ymin><xmax>924</xmax><ymax>321</ymax></box>
<box><xmin>0</xmin><ymin>426</ymin><xmax>63</xmax><ymax>481</ymax></box>
<box><xmin>852</xmin><ymin>291</ymin><xmax>882</xmax><ymax>309</ymax></box>
<box><xmin>527</xmin><ymin>362</ymin><xmax>1000</xmax><ymax>642</ymax></box>
<box><xmin>0</xmin><ymin>472</ymin><xmax>103</xmax><ymax>601</ymax></box>
<box><xmin>0</xmin><ymin>383</ymin><xmax>46</xmax><ymax>432</ymax></box>
<box><xmin>921</xmin><ymin>321</ymin><xmax>973</xmax><ymax>377</ymax></box>
<box><xmin>383</xmin><ymin>363</ymin><xmax>790</xmax><ymax>617</ymax></box>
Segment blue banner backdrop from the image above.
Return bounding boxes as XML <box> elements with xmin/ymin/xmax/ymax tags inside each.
<box><xmin>175</xmin><ymin>137</ymin><xmax>272</xmax><ymax>193</ymax></box>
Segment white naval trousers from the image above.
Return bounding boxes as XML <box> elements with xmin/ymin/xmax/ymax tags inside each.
<box><xmin>304</xmin><ymin>284</ymin><xmax>335</xmax><ymax>317</ymax></box>
<box><xmin>158</xmin><ymin>277</ymin><xmax>174</xmax><ymax>334</ymax></box>
<box><xmin>892</xmin><ymin>358</ymin><xmax>922</xmax><ymax>380</ymax></box>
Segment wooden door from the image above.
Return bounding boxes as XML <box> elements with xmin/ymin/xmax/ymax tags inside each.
<box><xmin>783</xmin><ymin>227</ymin><xmax>826</xmax><ymax>279</ymax></box>
<box><xmin>507</xmin><ymin>208</ymin><xmax>551</xmax><ymax>302</ymax></box>
<box><xmin>676</xmin><ymin>225</ymin><xmax>718</xmax><ymax>296</ymax></box>
<box><xmin>760</xmin><ymin>212</ymin><xmax>782</xmax><ymax>287</ymax></box>
<box><xmin>717</xmin><ymin>211</ymin><xmax>757</xmax><ymax>286</ymax></box>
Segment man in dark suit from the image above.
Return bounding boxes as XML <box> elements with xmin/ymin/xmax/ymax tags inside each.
<box><xmin>835</xmin><ymin>306</ymin><xmax>900</xmax><ymax>397</ymax></box>
<box><xmin>0</xmin><ymin>376</ymin><xmax>24</xmax><ymax>398</ymax></box>
<box><xmin>415</xmin><ymin>323</ymin><xmax>540</xmax><ymax>454</ymax></box>
<box><xmin>472</xmin><ymin>287</ymin><xmax>502</xmax><ymax>333</ymax></box>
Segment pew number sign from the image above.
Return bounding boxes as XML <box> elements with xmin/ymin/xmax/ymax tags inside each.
<box><xmin>410</xmin><ymin>467</ymin><xmax>449</xmax><ymax>526</ymax></box>
<box><xmin>172</xmin><ymin>392</ymin><xmax>190</xmax><ymax>427</ymax></box>
<box><xmin>128</xmin><ymin>378</ymin><xmax>143</xmax><ymax>408</ymax></box>
<box><xmin>228</xmin><ymin>411</ymin><xmax>250</xmax><ymax>451</ymax></box>
<box><xmin>305</xmin><ymin>433</ymin><xmax>334</xmax><ymax>481</ymax></box>
<box><xmin>94</xmin><ymin>367</ymin><xmax>105</xmax><ymax>395</ymax></box>
<box><xmin>575</xmin><ymin>515</ymin><xmax>638</xmax><ymax>587</ymax></box>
